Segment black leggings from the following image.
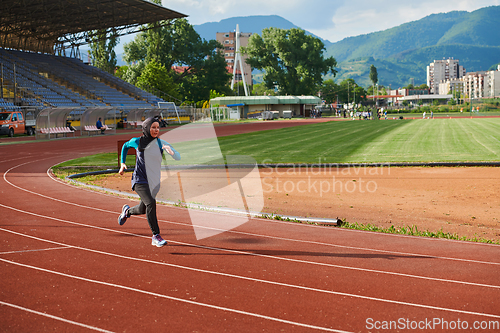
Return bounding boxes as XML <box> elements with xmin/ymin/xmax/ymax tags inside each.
<box><xmin>129</xmin><ymin>183</ymin><xmax>160</xmax><ymax>235</ymax></box>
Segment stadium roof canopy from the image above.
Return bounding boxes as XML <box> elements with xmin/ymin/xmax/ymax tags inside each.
<box><xmin>0</xmin><ymin>0</ymin><xmax>187</xmax><ymax>54</ymax></box>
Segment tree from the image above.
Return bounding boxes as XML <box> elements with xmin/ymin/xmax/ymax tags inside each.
<box><xmin>114</xmin><ymin>65</ymin><xmax>128</xmax><ymax>81</ymax></box>
<box><xmin>252</xmin><ymin>82</ymin><xmax>276</xmax><ymax>96</ymax></box>
<box><xmin>122</xmin><ymin>18</ymin><xmax>231</xmax><ymax>103</ymax></box>
<box><xmin>136</xmin><ymin>60</ymin><xmax>180</xmax><ymax>101</ymax></box>
<box><xmin>337</xmin><ymin>79</ymin><xmax>366</xmax><ymax>105</ymax></box>
<box><xmin>369</xmin><ymin>65</ymin><xmax>378</xmax><ymax>86</ymax></box>
<box><xmin>120</xmin><ymin>60</ymin><xmax>146</xmax><ymax>86</ymax></box>
<box><xmin>89</xmin><ymin>28</ymin><xmax>118</xmax><ymax>74</ymax></box>
<box><xmin>367</xmin><ymin>84</ymin><xmax>386</xmax><ymax>95</ymax></box>
<box><xmin>244</xmin><ymin>27</ymin><xmax>337</xmax><ymax>96</ymax></box>
<box><xmin>178</xmin><ymin>49</ymin><xmax>231</xmax><ymax>103</ymax></box>
<box><xmin>320</xmin><ymin>79</ymin><xmax>339</xmax><ymax>104</ymax></box>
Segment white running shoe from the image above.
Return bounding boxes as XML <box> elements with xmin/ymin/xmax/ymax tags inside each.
<box><xmin>118</xmin><ymin>204</ymin><xmax>130</xmax><ymax>225</ymax></box>
<box><xmin>152</xmin><ymin>234</ymin><xmax>167</xmax><ymax>247</ymax></box>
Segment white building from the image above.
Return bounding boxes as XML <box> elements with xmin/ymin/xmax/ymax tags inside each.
<box><xmin>486</xmin><ymin>65</ymin><xmax>500</xmax><ymax>98</ymax></box>
<box><xmin>438</xmin><ymin>78</ymin><xmax>462</xmax><ymax>96</ymax></box>
<box><xmin>427</xmin><ymin>58</ymin><xmax>466</xmax><ymax>94</ymax></box>
<box><xmin>460</xmin><ymin>71</ymin><xmax>488</xmax><ymax>99</ymax></box>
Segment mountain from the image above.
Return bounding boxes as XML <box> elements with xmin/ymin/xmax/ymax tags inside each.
<box><xmin>193</xmin><ymin>7</ymin><xmax>500</xmax><ymax>88</ymax></box>
<box><xmin>193</xmin><ymin>15</ymin><xmax>331</xmax><ymax>47</ymax></box>
<box><xmin>328</xmin><ymin>44</ymin><xmax>500</xmax><ymax>88</ymax></box>
<box><xmin>326</xmin><ymin>6</ymin><xmax>500</xmax><ymax>87</ymax></box>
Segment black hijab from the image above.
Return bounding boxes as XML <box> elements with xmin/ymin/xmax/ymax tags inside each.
<box><xmin>138</xmin><ymin>117</ymin><xmax>160</xmax><ymax>152</ymax></box>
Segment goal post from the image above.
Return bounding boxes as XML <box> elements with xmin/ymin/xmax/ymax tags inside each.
<box><xmin>157</xmin><ymin>102</ymin><xmax>181</xmax><ymax>124</ymax></box>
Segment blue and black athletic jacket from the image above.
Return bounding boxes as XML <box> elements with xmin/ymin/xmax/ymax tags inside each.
<box><xmin>121</xmin><ymin>138</ymin><xmax>180</xmax><ymax>189</ymax></box>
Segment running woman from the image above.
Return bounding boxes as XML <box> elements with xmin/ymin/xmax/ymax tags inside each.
<box><xmin>117</xmin><ymin>117</ymin><xmax>181</xmax><ymax>247</ymax></box>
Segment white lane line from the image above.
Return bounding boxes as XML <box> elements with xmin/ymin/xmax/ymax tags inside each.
<box><xmin>0</xmin><ymin>246</ymin><xmax>71</xmax><ymax>255</ymax></box>
<box><xmin>0</xmin><ymin>155</ymin><xmax>37</xmax><ymax>164</ymax></box>
<box><xmin>1</xmin><ymin>203</ymin><xmax>500</xmax><ymax>291</ymax></box>
<box><xmin>3</xmin><ymin>160</ymin><xmax>500</xmax><ymax>267</ymax></box>
<box><xmin>2</xmin><ymin>227</ymin><xmax>500</xmax><ymax>320</ymax></box>
<box><xmin>0</xmin><ymin>300</ymin><xmax>115</xmax><ymax>333</ymax></box>
<box><xmin>0</xmin><ymin>258</ymin><xmax>351</xmax><ymax>333</ymax></box>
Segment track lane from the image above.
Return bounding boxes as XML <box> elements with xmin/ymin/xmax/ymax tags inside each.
<box><xmin>2</xmin><ymin>229</ymin><xmax>500</xmax><ymax>333</ymax></box>
<box><xmin>1</xmin><ymin>127</ymin><xmax>500</xmax><ymax>332</ymax></box>
<box><xmin>3</xmin><ymin>166</ymin><xmax>495</xmax><ymax>294</ymax></box>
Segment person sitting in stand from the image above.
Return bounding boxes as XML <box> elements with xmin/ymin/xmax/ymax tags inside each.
<box><xmin>96</xmin><ymin>117</ymin><xmax>106</xmax><ymax>134</ymax></box>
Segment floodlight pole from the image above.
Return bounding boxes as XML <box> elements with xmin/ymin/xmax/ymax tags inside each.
<box><xmin>230</xmin><ymin>24</ymin><xmax>248</xmax><ymax>96</ymax></box>
<box><xmin>354</xmin><ymin>86</ymin><xmax>356</xmax><ymax>108</ymax></box>
<box><xmin>347</xmin><ymin>79</ymin><xmax>350</xmax><ymax>110</ymax></box>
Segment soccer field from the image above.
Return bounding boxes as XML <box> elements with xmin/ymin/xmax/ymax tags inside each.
<box><xmin>217</xmin><ymin>118</ymin><xmax>500</xmax><ymax>163</ymax></box>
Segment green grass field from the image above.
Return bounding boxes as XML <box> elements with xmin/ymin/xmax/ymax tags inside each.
<box><xmin>55</xmin><ymin>118</ymin><xmax>500</xmax><ymax>167</ymax></box>
<box><xmin>217</xmin><ymin>118</ymin><xmax>500</xmax><ymax>163</ymax></box>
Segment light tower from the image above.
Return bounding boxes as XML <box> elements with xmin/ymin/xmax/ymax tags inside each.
<box><xmin>230</xmin><ymin>24</ymin><xmax>249</xmax><ymax>96</ymax></box>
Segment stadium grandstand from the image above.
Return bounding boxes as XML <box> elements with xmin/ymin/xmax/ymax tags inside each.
<box><xmin>0</xmin><ymin>0</ymin><xmax>187</xmax><ymax>133</ymax></box>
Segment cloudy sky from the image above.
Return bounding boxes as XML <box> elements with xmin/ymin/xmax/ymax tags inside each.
<box><xmin>164</xmin><ymin>0</ymin><xmax>499</xmax><ymax>42</ymax></box>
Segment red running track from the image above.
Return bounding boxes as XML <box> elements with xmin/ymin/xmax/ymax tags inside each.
<box><xmin>1</xmin><ymin>121</ymin><xmax>500</xmax><ymax>332</ymax></box>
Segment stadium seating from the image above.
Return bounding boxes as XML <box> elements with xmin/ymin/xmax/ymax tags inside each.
<box><xmin>0</xmin><ymin>48</ymin><xmax>165</xmax><ymax>110</ymax></box>
<box><xmin>0</xmin><ymin>98</ymin><xmax>22</xmax><ymax>111</ymax></box>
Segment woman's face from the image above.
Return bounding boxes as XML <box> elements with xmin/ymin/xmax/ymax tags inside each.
<box><xmin>150</xmin><ymin>122</ymin><xmax>160</xmax><ymax>138</ymax></box>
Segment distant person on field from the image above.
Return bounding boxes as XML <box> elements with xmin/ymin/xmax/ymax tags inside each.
<box><xmin>96</xmin><ymin>117</ymin><xmax>105</xmax><ymax>134</ymax></box>
<box><xmin>117</xmin><ymin>117</ymin><xmax>181</xmax><ymax>247</ymax></box>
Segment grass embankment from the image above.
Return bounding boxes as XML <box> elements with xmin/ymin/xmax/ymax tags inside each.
<box><xmin>339</xmin><ymin>221</ymin><xmax>498</xmax><ymax>244</ymax></box>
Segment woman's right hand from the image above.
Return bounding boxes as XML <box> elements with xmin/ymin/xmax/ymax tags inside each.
<box><xmin>119</xmin><ymin>163</ymin><xmax>127</xmax><ymax>175</ymax></box>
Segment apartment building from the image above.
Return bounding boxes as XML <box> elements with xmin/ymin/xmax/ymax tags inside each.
<box><xmin>427</xmin><ymin>58</ymin><xmax>466</xmax><ymax>94</ymax></box>
<box><xmin>216</xmin><ymin>30</ymin><xmax>253</xmax><ymax>86</ymax></box>
<box><xmin>460</xmin><ymin>71</ymin><xmax>488</xmax><ymax>99</ymax></box>
<box><xmin>486</xmin><ymin>66</ymin><xmax>500</xmax><ymax>98</ymax></box>
<box><xmin>436</xmin><ymin>65</ymin><xmax>500</xmax><ymax>100</ymax></box>
<box><xmin>438</xmin><ymin>78</ymin><xmax>462</xmax><ymax>96</ymax></box>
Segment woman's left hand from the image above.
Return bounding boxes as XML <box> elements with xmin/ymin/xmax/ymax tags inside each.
<box><xmin>162</xmin><ymin>144</ymin><xmax>174</xmax><ymax>156</ymax></box>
